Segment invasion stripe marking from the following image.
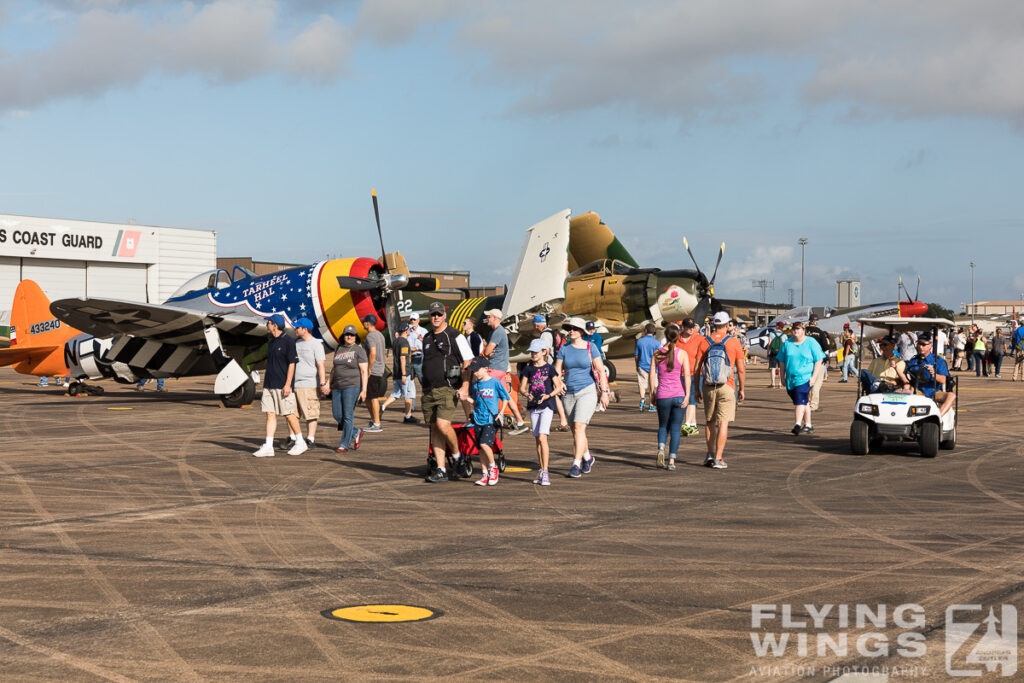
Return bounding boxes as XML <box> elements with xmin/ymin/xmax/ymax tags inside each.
<box><xmin>147</xmin><ymin>344</ymin><xmax>178</xmax><ymax>371</ymax></box>
<box><xmin>449</xmin><ymin>298</ymin><xmax>484</xmax><ymax>330</ymax></box>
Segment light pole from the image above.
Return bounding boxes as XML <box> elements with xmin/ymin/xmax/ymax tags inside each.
<box><xmin>970</xmin><ymin>261</ymin><xmax>975</xmax><ymax>324</ymax></box>
<box><xmin>798</xmin><ymin>238</ymin><xmax>808</xmax><ymax>306</ymax></box>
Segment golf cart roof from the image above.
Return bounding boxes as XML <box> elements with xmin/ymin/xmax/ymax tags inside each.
<box><xmin>856</xmin><ymin>316</ymin><xmax>954</xmax><ymax>330</ymax></box>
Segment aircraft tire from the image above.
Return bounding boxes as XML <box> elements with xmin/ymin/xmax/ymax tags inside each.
<box><xmin>605</xmin><ymin>362</ymin><xmax>617</xmax><ymax>383</ymax></box>
<box><xmin>221</xmin><ymin>378</ymin><xmax>256</xmax><ymax>409</ymax></box>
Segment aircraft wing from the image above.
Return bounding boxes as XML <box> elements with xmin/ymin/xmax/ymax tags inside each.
<box><xmin>501</xmin><ymin>209</ymin><xmax>571</xmax><ymax>320</ymax></box>
<box><xmin>50</xmin><ymin>297</ymin><xmax>269</xmax><ymax>345</ymax></box>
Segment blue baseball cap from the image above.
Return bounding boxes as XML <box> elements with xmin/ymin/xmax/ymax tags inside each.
<box><xmin>362</xmin><ymin>313</ymin><xmax>378</xmax><ymax>325</ymax></box>
<box><xmin>533</xmin><ymin>314</ymin><xmax>546</xmax><ymax>323</ymax></box>
<box><xmin>267</xmin><ymin>314</ymin><xmax>286</xmax><ymax>328</ymax></box>
<box><xmin>397</xmin><ymin>322</ymin><xmax>410</xmax><ymax>333</ymax></box>
<box><xmin>293</xmin><ymin>317</ymin><xmax>313</xmax><ymax>330</ymax></box>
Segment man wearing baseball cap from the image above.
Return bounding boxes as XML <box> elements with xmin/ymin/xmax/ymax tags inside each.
<box><xmin>481</xmin><ymin>308</ymin><xmax>529</xmax><ymax>435</ymax></box>
<box><xmin>692</xmin><ymin>311</ymin><xmax>746</xmax><ymax>469</ymax></box>
<box><xmin>422</xmin><ymin>301</ymin><xmax>475</xmax><ymax>482</ymax></box>
<box><xmin>361</xmin><ymin>313</ymin><xmax>386</xmax><ymax>433</ymax></box>
<box><xmin>407</xmin><ymin>313</ymin><xmax>426</xmax><ymax>384</ymax></box>
<box><xmin>292</xmin><ymin>317</ymin><xmax>327</xmax><ymax>448</ymax></box>
<box><xmin>381</xmin><ymin>322</ymin><xmax>417</xmax><ymax>423</ymax></box>
<box><xmin>253</xmin><ymin>314</ymin><xmax>306</xmax><ymax>457</ymax></box>
<box><xmin>805</xmin><ymin>313</ymin><xmax>833</xmax><ymax>412</ymax></box>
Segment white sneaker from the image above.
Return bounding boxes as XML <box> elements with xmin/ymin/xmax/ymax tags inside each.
<box><xmin>253</xmin><ymin>444</ymin><xmax>275</xmax><ymax>457</ymax></box>
<box><xmin>287</xmin><ymin>439</ymin><xmax>309</xmax><ymax>455</ymax></box>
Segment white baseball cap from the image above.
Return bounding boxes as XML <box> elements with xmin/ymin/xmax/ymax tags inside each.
<box><xmin>528</xmin><ymin>338</ymin><xmax>548</xmax><ymax>353</ymax></box>
<box><xmin>711</xmin><ymin>311</ymin><xmax>730</xmax><ymax>325</ymax></box>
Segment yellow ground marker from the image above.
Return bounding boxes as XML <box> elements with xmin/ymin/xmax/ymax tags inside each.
<box><xmin>504</xmin><ymin>467</ymin><xmax>534</xmax><ymax>473</ymax></box>
<box><xmin>323</xmin><ymin>604</ymin><xmax>440</xmax><ymax>623</ymax></box>
<box><xmin>107</xmin><ymin>407</ymin><xmax>133</xmax><ymax>411</ymax></box>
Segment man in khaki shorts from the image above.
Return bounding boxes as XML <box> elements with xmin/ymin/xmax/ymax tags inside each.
<box><xmin>694</xmin><ymin>311</ymin><xmax>746</xmax><ymax>469</ymax></box>
<box><xmin>253</xmin><ymin>314</ymin><xmax>307</xmax><ymax>457</ymax></box>
<box><xmin>292</xmin><ymin>317</ymin><xmax>328</xmax><ymax>447</ymax></box>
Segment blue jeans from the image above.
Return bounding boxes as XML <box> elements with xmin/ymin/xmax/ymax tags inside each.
<box><xmin>655</xmin><ymin>396</ymin><xmax>686</xmax><ymax>457</ymax></box>
<box><xmin>993</xmin><ymin>354</ymin><xmax>1003</xmax><ymax>375</ymax></box>
<box><xmin>410</xmin><ymin>357</ymin><xmax>423</xmax><ymax>383</ymax></box>
<box><xmin>841</xmin><ymin>354</ymin><xmax>857</xmax><ymax>381</ymax></box>
<box><xmin>973</xmin><ymin>350</ymin><xmax>986</xmax><ymax>376</ymax></box>
<box><xmin>859</xmin><ymin>369</ymin><xmax>883</xmax><ymax>394</ymax></box>
<box><xmin>332</xmin><ymin>387</ymin><xmax>360</xmax><ymax>448</ymax></box>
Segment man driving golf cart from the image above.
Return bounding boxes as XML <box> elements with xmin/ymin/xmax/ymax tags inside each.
<box><xmin>904</xmin><ymin>331</ymin><xmax>957</xmax><ymax>418</ymax></box>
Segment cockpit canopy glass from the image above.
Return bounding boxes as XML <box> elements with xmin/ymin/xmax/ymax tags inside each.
<box><xmin>170</xmin><ymin>269</ymin><xmax>232</xmax><ymax>299</ymax></box>
<box><xmin>569</xmin><ymin>259</ymin><xmax>635</xmax><ymax>278</ymax></box>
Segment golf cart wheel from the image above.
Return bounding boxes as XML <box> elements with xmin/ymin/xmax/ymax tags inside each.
<box><xmin>940</xmin><ymin>423</ymin><xmax>956</xmax><ymax>451</ymax></box>
<box><xmin>919</xmin><ymin>422</ymin><xmax>940</xmax><ymax>458</ymax></box>
<box><xmin>850</xmin><ymin>420</ymin><xmax>870</xmax><ymax>456</ymax></box>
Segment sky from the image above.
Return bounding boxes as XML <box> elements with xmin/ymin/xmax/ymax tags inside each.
<box><xmin>1</xmin><ymin>0</ymin><xmax>1023</xmax><ymax>311</ymax></box>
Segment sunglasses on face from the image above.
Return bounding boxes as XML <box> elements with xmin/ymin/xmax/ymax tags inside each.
<box><xmin>429</xmin><ymin>312</ymin><xmax>445</xmax><ymax>318</ymax></box>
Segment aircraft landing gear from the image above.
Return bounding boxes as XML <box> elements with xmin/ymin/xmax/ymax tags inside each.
<box><xmin>220</xmin><ymin>378</ymin><xmax>256</xmax><ymax>408</ymax></box>
<box><xmin>605</xmin><ymin>362</ymin><xmax>617</xmax><ymax>383</ymax></box>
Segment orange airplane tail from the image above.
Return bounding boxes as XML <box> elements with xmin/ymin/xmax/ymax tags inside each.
<box><xmin>0</xmin><ymin>280</ymin><xmax>77</xmax><ymax>377</ymax></box>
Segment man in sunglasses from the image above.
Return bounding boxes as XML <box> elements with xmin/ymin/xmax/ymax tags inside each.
<box><xmin>421</xmin><ymin>302</ymin><xmax>475</xmax><ymax>482</ymax></box>
<box><xmin>904</xmin><ymin>333</ymin><xmax>957</xmax><ymax>417</ymax></box>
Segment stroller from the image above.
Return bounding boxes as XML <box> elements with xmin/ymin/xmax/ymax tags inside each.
<box><xmin>425</xmin><ymin>422</ymin><xmax>507</xmax><ymax>481</ymax></box>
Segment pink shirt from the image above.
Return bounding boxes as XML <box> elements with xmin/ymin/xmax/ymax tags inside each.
<box><xmin>655</xmin><ymin>348</ymin><xmax>686</xmax><ymax>399</ymax></box>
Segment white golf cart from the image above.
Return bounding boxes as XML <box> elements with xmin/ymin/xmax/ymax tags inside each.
<box><xmin>849</xmin><ymin>316</ymin><xmax>957</xmax><ymax>458</ymax></box>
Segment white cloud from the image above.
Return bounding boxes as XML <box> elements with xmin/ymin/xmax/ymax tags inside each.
<box><xmin>6</xmin><ymin>0</ymin><xmax>1024</xmax><ymax>125</ymax></box>
<box><xmin>0</xmin><ymin>0</ymin><xmax>351</xmax><ymax>109</ymax></box>
<box><xmin>355</xmin><ymin>0</ymin><xmax>1024</xmax><ymax>124</ymax></box>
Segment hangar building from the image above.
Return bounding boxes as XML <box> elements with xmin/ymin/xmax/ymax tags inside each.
<box><xmin>0</xmin><ymin>214</ymin><xmax>216</xmax><ymax>309</ymax></box>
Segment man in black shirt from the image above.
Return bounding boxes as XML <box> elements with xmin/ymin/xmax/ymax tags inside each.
<box><xmin>421</xmin><ymin>302</ymin><xmax>474</xmax><ymax>481</ymax></box>
<box><xmin>254</xmin><ymin>314</ymin><xmax>305</xmax><ymax>457</ymax></box>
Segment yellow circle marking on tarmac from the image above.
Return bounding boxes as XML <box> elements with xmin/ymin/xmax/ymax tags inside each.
<box><xmin>504</xmin><ymin>467</ymin><xmax>534</xmax><ymax>473</ymax></box>
<box><xmin>324</xmin><ymin>604</ymin><xmax>440</xmax><ymax>623</ymax></box>
<box><xmin>107</xmin><ymin>407</ymin><xmax>133</xmax><ymax>411</ymax></box>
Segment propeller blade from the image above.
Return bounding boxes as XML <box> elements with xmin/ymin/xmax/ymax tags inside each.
<box><xmin>682</xmin><ymin>237</ymin><xmax>702</xmax><ymax>274</ymax></box>
<box><xmin>371</xmin><ymin>189</ymin><xmax>388</xmax><ymax>268</ymax></box>
<box><xmin>336</xmin><ymin>276</ymin><xmax>384</xmax><ymax>291</ymax></box>
<box><xmin>709</xmin><ymin>242</ymin><xmax>725</xmax><ymax>285</ymax></box>
<box><xmin>404</xmin><ymin>277</ymin><xmax>438</xmax><ymax>292</ymax></box>
<box><xmin>915</xmin><ymin>275</ymin><xmax>921</xmax><ymax>302</ymax></box>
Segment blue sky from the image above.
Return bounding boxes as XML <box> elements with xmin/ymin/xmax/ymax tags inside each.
<box><xmin>1</xmin><ymin>0</ymin><xmax>1022</xmax><ymax>310</ymax></box>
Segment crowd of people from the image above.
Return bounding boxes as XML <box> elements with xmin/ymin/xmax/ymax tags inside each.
<box><xmin>249</xmin><ymin>304</ymin><xmax>1024</xmax><ymax>482</ymax></box>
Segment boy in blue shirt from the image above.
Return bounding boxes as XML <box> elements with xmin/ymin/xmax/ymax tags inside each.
<box><xmin>467</xmin><ymin>357</ymin><xmax>510</xmax><ymax>486</ymax></box>
<box><xmin>634</xmin><ymin>322</ymin><xmax>661</xmax><ymax>411</ymax></box>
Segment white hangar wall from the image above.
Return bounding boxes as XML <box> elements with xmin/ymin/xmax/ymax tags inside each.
<box><xmin>0</xmin><ymin>214</ymin><xmax>216</xmax><ymax>308</ymax></box>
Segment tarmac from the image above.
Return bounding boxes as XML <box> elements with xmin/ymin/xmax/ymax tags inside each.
<box><xmin>0</xmin><ymin>361</ymin><xmax>1021</xmax><ymax>681</ymax></box>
